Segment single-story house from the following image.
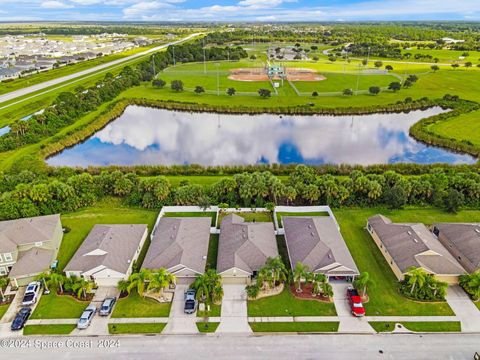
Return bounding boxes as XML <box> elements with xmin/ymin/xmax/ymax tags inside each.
<box><xmin>64</xmin><ymin>224</ymin><xmax>148</xmax><ymax>287</ymax></box>
<box><xmin>142</xmin><ymin>217</ymin><xmax>211</xmax><ymax>285</ymax></box>
<box><xmin>283</xmin><ymin>216</ymin><xmax>359</xmax><ymax>281</ymax></box>
<box><xmin>367</xmin><ymin>215</ymin><xmax>466</xmax><ymax>283</ymax></box>
<box><xmin>432</xmin><ymin>223</ymin><xmax>480</xmax><ymax>274</ymax></box>
<box><xmin>217</xmin><ymin>214</ymin><xmax>278</xmax><ymax>285</ymax></box>
<box><xmin>0</xmin><ymin>214</ymin><xmax>63</xmax><ymax>287</ymax></box>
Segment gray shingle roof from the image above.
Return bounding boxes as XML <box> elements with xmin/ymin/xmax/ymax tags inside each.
<box><xmin>143</xmin><ymin>217</ymin><xmax>211</xmax><ymax>274</ymax></box>
<box><xmin>433</xmin><ymin>223</ymin><xmax>480</xmax><ymax>271</ymax></box>
<box><xmin>368</xmin><ymin>215</ymin><xmax>465</xmax><ymax>275</ymax></box>
<box><xmin>8</xmin><ymin>247</ymin><xmax>55</xmax><ymax>278</ymax></box>
<box><xmin>283</xmin><ymin>216</ymin><xmax>359</xmax><ymax>276</ymax></box>
<box><xmin>64</xmin><ymin>224</ymin><xmax>147</xmax><ymax>275</ymax></box>
<box><xmin>0</xmin><ymin>214</ymin><xmax>61</xmax><ymax>253</ymax></box>
<box><xmin>217</xmin><ymin>214</ymin><xmax>278</xmax><ymax>275</ymax></box>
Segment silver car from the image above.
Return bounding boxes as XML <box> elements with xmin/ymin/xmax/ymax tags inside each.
<box><xmin>77</xmin><ymin>305</ymin><xmax>96</xmax><ymax>329</ymax></box>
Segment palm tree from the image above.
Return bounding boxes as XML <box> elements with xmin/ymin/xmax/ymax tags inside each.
<box><xmin>354</xmin><ymin>272</ymin><xmax>373</xmax><ymax>296</ymax></box>
<box><xmin>127</xmin><ymin>269</ymin><xmax>152</xmax><ymax>297</ymax></box>
<box><xmin>311</xmin><ymin>273</ymin><xmax>327</xmax><ymax>296</ymax></box>
<box><xmin>117</xmin><ymin>279</ymin><xmax>130</xmax><ymax>295</ymax></box>
<box><xmin>266</xmin><ymin>256</ymin><xmax>287</xmax><ymax>288</ymax></box>
<box><xmin>49</xmin><ymin>273</ymin><xmax>65</xmax><ymax>293</ymax></box>
<box><xmin>192</xmin><ymin>273</ymin><xmax>211</xmax><ymax>304</ymax></box>
<box><xmin>147</xmin><ymin>268</ymin><xmax>176</xmax><ymax>297</ymax></box>
<box><xmin>258</xmin><ymin>266</ymin><xmax>274</xmax><ymax>290</ymax></box>
<box><xmin>191</xmin><ymin>269</ymin><xmax>223</xmax><ymax>305</ymax></box>
<box><xmin>72</xmin><ymin>278</ymin><xmax>94</xmax><ymax>299</ymax></box>
<box><xmin>321</xmin><ymin>282</ymin><xmax>334</xmax><ymax>298</ymax></box>
<box><xmin>245</xmin><ymin>284</ymin><xmax>260</xmax><ymax>299</ymax></box>
<box><xmin>0</xmin><ymin>277</ymin><xmax>9</xmax><ymax>302</ymax></box>
<box><xmin>293</xmin><ymin>262</ymin><xmax>309</xmax><ymax>293</ymax></box>
<box><xmin>406</xmin><ymin>267</ymin><xmax>427</xmax><ymax>295</ymax></box>
<box><xmin>36</xmin><ymin>272</ymin><xmax>50</xmax><ymax>292</ymax></box>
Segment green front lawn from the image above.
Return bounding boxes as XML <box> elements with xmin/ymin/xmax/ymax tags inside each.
<box><xmin>23</xmin><ymin>324</ymin><xmax>76</xmax><ymax>335</ymax></box>
<box><xmin>59</xmin><ymin>197</ymin><xmax>158</xmax><ymax>270</ymax></box>
<box><xmin>248</xmin><ymin>289</ymin><xmax>337</xmax><ymax>317</ymax></box>
<box><xmin>30</xmin><ymin>293</ymin><xmax>89</xmax><ymax>319</ymax></box>
<box><xmin>335</xmin><ymin>207</ymin><xmax>480</xmax><ymax>316</ymax></box>
<box><xmin>206</xmin><ymin>234</ymin><xmax>219</xmax><ymax>270</ymax></box>
<box><xmin>197</xmin><ymin>303</ymin><xmax>221</xmax><ymax>317</ymax></box>
<box><xmin>163</xmin><ymin>211</ymin><xmax>217</xmax><ymax>227</ymax></box>
<box><xmin>108</xmin><ymin>323</ymin><xmax>166</xmax><ymax>334</ymax></box>
<box><xmin>196</xmin><ymin>322</ymin><xmax>220</xmax><ymax>333</ymax></box>
<box><xmin>276</xmin><ymin>211</ymin><xmax>329</xmax><ymax>228</ymax></box>
<box><xmin>217</xmin><ymin>211</ymin><xmax>273</xmax><ymax>228</ymax></box>
<box><xmin>369</xmin><ymin>321</ymin><xmax>461</xmax><ymax>333</ymax></box>
<box><xmin>0</xmin><ymin>304</ymin><xmax>9</xmax><ymax>319</ymax></box>
<box><xmin>249</xmin><ymin>322</ymin><xmax>339</xmax><ymax>333</ymax></box>
<box><xmin>111</xmin><ymin>291</ymin><xmax>171</xmax><ymax>318</ymax></box>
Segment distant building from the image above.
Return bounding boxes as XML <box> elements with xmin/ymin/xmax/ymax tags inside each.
<box><xmin>441</xmin><ymin>37</ymin><xmax>465</xmax><ymax>44</ymax></box>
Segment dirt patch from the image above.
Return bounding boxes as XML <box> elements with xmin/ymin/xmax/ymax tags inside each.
<box><xmin>289</xmin><ymin>284</ymin><xmax>332</xmax><ymax>303</ymax></box>
<box><xmin>228</xmin><ymin>67</ymin><xmax>326</xmax><ymax>82</ymax></box>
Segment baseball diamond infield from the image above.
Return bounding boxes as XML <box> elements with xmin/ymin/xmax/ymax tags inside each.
<box><xmin>228</xmin><ymin>67</ymin><xmax>327</xmax><ymax>82</ymax></box>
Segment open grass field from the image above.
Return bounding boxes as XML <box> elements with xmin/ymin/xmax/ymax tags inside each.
<box><xmin>249</xmin><ymin>322</ymin><xmax>339</xmax><ymax>333</ymax></box>
<box><xmin>59</xmin><ymin>197</ymin><xmax>158</xmax><ymax>271</ymax></box>
<box><xmin>111</xmin><ymin>291</ymin><xmax>172</xmax><ymax>318</ymax></box>
<box><xmin>427</xmin><ymin>109</ymin><xmax>480</xmax><ymax>147</ymax></box>
<box><xmin>30</xmin><ymin>293</ymin><xmax>89</xmax><ymax>319</ymax></box>
<box><xmin>108</xmin><ymin>323</ymin><xmax>166</xmax><ymax>334</ymax></box>
<box><xmin>335</xmin><ymin>207</ymin><xmax>480</xmax><ymax>316</ymax></box>
<box><xmin>369</xmin><ymin>321</ymin><xmax>461</xmax><ymax>333</ymax></box>
<box><xmin>247</xmin><ymin>289</ymin><xmax>337</xmax><ymax>317</ymax></box>
<box><xmin>23</xmin><ymin>324</ymin><xmax>76</xmax><ymax>335</ymax></box>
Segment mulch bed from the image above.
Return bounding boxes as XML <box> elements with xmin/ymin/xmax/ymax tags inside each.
<box><xmin>289</xmin><ymin>284</ymin><xmax>331</xmax><ymax>303</ymax></box>
<box><xmin>56</xmin><ymin>290</ymin><xmax>93</xmax><ymax>302</ymax></box>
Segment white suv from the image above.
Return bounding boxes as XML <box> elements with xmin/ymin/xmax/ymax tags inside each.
<box><xmin>22</xmin><ymin>281</ymin><xmax>41</xmax><ymax>306</ymax></box>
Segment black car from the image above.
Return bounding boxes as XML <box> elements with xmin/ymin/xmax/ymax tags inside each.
<box><xmin>11</xmin><ymin>307</ymin><xmax>31</xmax><ymax>331</ymax></box>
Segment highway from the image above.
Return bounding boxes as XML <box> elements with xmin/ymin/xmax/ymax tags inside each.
<box><xmin>0</xmin><ymin>33</ymin><xmax>201</xmax><ymax>106</ymax></box>
<box><xmin>0</xmin><ymin>333</ymin><xmax>479</xmax><ymax>360</ymax></box>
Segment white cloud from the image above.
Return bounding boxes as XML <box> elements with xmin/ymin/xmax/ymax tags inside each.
<box><xmin>41</xmin><ymin>0</ymin><xmax>74</xmax><ymax>9</ymax></box>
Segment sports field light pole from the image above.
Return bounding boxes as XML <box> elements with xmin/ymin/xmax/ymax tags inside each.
<box><xmin>216</xmin><ymin>62</ymin><xmax>220</xmax><ymax>96</ymax></box>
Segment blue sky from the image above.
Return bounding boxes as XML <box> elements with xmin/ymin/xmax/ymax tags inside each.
<box><xmin>1</xmin><ymin>0</ymin><xmax>479</xmax><ymax>22</ymax></box>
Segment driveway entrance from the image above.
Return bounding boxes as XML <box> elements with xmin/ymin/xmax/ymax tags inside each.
<box><xmin>216</xmin><ymin>284</ymin><xmax>252</xmax><ymax>333</ymax></box>
<box><xmin>446</xmin><ymin>285</ymin><xmax>480</xmax><ymax>333</ymax></box>
<box><xmin>163</xmin><ymin>285</ymin><xmax>199</xmax><ymax>334</ymax></box>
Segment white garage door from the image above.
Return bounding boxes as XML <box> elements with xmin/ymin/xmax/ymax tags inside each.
<box><xmin>95</xmin><ymin>277</ymin><xmax>122</xmax><ymax>287</ymax></box>
<box><xmin>221</xmin><ymin>276</ymin><xmax>249</xmax><ymax>285</ymax></box>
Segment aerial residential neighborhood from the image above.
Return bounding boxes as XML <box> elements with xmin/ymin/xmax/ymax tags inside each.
<box><xmin>0</xmin><ymin>1</ymin><xmax>480</xmax><ymax>359</ymax></box>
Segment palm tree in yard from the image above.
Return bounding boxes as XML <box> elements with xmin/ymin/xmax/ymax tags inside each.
<box><xmin>406</xmin><ymin>267</ymin><xmax>427</xmax><ymax>295</ymax></box>
<box><xmin>354</xmin><ymin>272</ymin><xmax>373</xmax><ymax>296</ymax></box>
<box><xmin>36</xmin><ymin>272</ymin><xmax>50</xmax><ymax>292</ymax></box>
<box><xmin>0</xmin><ymin>277</ymin><xmax>9</xmax><ymax>302</ymax></box>
<box><xmin>312</xmin><ymin>273</ymin><xmax>327</xmax><ymax>296</ymax></box>
<box><xmin>293</xmin><ymin>262</ymin><xmax>309</xmax><ymax>293</ymax></box>
<box><xmin>192</xmin><ymin>273</ymin><xmax>211</xmax><ymax>304</ymax></box>
<box><xmin>147</xmin><ymin>268</ymin><xmax>176</xmax><ymax>297</ymax></box>
<box><xmin>117</xmin><ymin>279</ymin><xmax>130</xmax><ymax>295</ymax></box>
<box><xmin>72</xmin><ymin>278</ymin><xmax>94</xmax><ymax>300</ymax></box>
<box><xmin>321</xmin><ymin>282</ymin><xmax>334</xmax><ymax>298</ymax></box>
<box><xmin>266</xmin><ymin>256</ymin><xmax>288</xmax><ymax>288</ymax></box>
<box><xmin>49</xmin><ymin>273</ymin><xmax>65</xmax><ymax>293</ymax></box>
<box><xmin>127</xmin><ymin>268</ymin><xmax>152</xmax><ymax>297</ymax></box>
<box><xmin>191</xmin><ymin>269</ymin><xmax>223</xmax><ymax>305</ymax></box>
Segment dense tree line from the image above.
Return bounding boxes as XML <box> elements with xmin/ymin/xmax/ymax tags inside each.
<box><xmin>1</xmin><ymin>165</ymin><xmax>479</xmax><ymax>220</ymax></box>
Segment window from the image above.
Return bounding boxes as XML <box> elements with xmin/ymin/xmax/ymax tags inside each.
<box><xmin>0</xmin><ymin>266</ymin><xmax>6</xmax><ymax>276</ymax></box>
<box><xmin>3</xmin><ymin>253</ymin><xmax>12</xmax><ymax>262</ymax></box>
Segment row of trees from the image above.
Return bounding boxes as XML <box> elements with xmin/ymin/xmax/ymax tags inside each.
<box><xmin>1</xmin><ymin>165</ymin><xmax>479</xmax><ymax>221</ymax></box>
<box><xmin>118</xmin><ymin>268</ymin><xmax>176</xmax><ymax>298</ymax></box>
<box><xmin>292</xmin><ymin>262</ymin><xmax>333</xmax><ymax>298</ymax></box>
<box><xmin>246</xmin><ymin>256</ymin><xmax>288</xmax><ymax>299</ymax></box>
<box><xmin>36</xmin><ymin>272</ymin><xmax>95</xmax><ymax>300</ymax></box>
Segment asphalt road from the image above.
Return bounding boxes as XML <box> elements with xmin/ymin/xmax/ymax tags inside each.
<box><xmin>0</xmin><ymin>33</ymin><xmax>201</xmax><ymax>105</ymax></box>
<box><xmin>0</xmin><ymin>334</ymin><xmax>479</xmax><ymax>360</ymax></box>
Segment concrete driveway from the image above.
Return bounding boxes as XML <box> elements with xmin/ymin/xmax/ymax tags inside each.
<box><xmin>71</xmin><ymin>286</ymin><xmax>119</xmax><ymax>336</ymax></box>
<box><xmin>216</xmin><ymin>284</ymin><xmax>252</xmax><ymax>333</ymax></box>
<box><xmin>331</xmin><ymin>282</ymin><xmax>374</xmax><ymax>333</ymax></box>
<box><xmin>446</xmin><ymin>285</ymin><xmax>480</xmax><ymax>333</ymax></box>
<box><xmin>163</xmin><ymin>285</ymin><xmax>199</xmax><ymax>334</ymax></box>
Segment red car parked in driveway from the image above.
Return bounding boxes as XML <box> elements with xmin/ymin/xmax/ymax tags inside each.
<box><xmin>347</xmin><ymin>287</ymin><xmax>365</xmax><ymax>317</ymax></box>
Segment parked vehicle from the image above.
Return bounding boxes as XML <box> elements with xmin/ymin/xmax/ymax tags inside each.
<box><xmin>11</xmin><ymin>307</ymin><xmax>32</xmax><ymax>331</ymax></box>
<box><xmin>99</xmin><ymin>297</ymin><xmax>116</xmax><ymax>316</ymax></box>
<box><xmin>347</xmin><ymin>287</ymin><xmax>365</xmax><ymax>317</ymax></box>
<box><xmin>77</xmin><ymin>305</ymin><xmax>97</xmax><ymax>329</ymax></box>
<box><xmin>22</xmin><ymin>281</ymin><xmax>41</xmax><ymax>306</ymax></box>
<box><xmin>184</xmin><ymin>289</ymin><xmax>197</xmax><ymax>314</ymax></box>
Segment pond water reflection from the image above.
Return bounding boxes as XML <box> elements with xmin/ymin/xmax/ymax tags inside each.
<box><xmin>47</xmin><ymin>105</ymin><xmax>476</xmax><ymax>167</ymax></box>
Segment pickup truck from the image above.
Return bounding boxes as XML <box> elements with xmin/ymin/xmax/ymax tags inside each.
<box><xmin>184</xmin><ymin>289</ymin><xmax>197</xmax><ymax>314</ymax></box>
<box><xmin>347</xmin><ymin>287</ymin><xmax>365</xmax><ymax>317</ymax></box>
